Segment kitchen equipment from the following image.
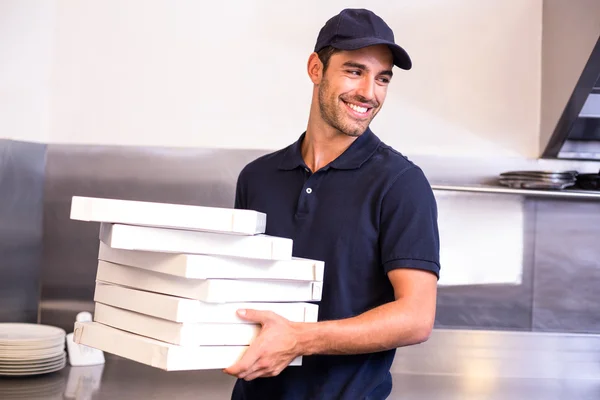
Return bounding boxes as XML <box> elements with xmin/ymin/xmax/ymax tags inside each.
<box><xmin>498</xmin><ymin>170</ymin><xmax>578</xmax><ymax>190</ymax></box>
<box><xmin>574</xmin><ymin>169</ymin><xmax>600</xmax><ymax>190</ymax></box>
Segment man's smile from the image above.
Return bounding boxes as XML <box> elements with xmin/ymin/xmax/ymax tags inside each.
<box><xmin>341</xmin><ymin>99</ymin><xmax>374</xmax><ymax>119</ymax></box>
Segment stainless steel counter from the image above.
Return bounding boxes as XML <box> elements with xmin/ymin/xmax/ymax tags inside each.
<box><xmin>0</xmin><ymin>356</ymin><xmax>236</xmax><ymax>400</ymax></box>
<box><xmin>2</xmin><ymin>354</ymin><xmax>599</xmax><ymax>400</ymax></box>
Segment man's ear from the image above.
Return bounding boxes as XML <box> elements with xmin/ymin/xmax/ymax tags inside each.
<box><xmin>307</xmin><ymin>52</ymin><xmax>323</xmax><ymax>85</ymax></box>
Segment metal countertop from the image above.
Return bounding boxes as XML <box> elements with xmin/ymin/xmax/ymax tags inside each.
<box><xmin>1</xmin><ymin>355</ymin><xmax>599</xmax><ymax>400</ymax></box>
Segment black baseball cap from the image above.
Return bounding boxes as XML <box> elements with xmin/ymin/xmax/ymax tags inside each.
<box><xmin>314</xmin><ymin>8</ymin><xmax>412</xmax><ymax>70</ymax></box>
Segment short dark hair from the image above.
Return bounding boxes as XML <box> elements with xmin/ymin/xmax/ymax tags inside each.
<box><xmin>317</xmin><ymin>46</ymin><xmax>343</xmax><ymax>73</ymax></box>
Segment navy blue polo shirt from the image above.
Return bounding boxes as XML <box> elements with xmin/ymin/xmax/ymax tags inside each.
<box><xmin>231</xmin><ymin>128</ymin><xmax>440</xmax><ymax>400</ymax></box>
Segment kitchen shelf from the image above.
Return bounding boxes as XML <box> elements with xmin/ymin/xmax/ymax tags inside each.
<box><xmin>431</xmin><ymin>184</ymin><xmax>600</xmax><ymax>200</ymax></box>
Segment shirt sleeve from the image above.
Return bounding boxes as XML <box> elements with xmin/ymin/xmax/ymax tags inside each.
<box><xmin>379</xmin><ymin>166</ymin><xmax>441</xmax><ymax>279</ymax></box>
<box><xmin>233</xmin><ymin>168</ymin><xmax>247</xmax><ymax>210</ymax></box>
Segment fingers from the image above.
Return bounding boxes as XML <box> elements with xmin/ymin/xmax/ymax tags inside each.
<box><xmin>223</xmin><ymin>338</ymin><xmax>264</xmax><ymax>376</ymax></box>
<box><xmin>239</xmin><ymin>360</ymin><xmax>285</xmax><ymax>381</ymax></box>
<box><xmin>238</xmin><ymin>357</ymin><xmax>268</xmax><ymax>380</ymax></box>
<box><xmin>242</xmin><ymin>368</ymin><xmax>269</xmax><ymax>381</ymax></box>
<box><xmin>224</xmin><ymin>352</ymin><xmax>289</xmax><ymax>380</ymax></box>
<box><xmin>223</xmin><ymin>355</ymin><xmax>257</xmax><ymax>377</ymax></box>
<box><xmin>236</xmin><ymin>309</ymin><xmax>277</xmax><ymax>324</ymax></box>
<box><xmin>242</xmin><ymin>366</ymin><xmax>283</xmax><ymax>381</ymax></box>
<box><xmin>223</xmin><ymin>311</ymin><xmax>293</xmax><ymax>380</ymax></box>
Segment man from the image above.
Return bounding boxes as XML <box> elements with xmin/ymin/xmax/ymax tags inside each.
<box><xmin>224</xmin><ymin>8</ymin><xmax>440</xmax><ymax>400</ymax></box>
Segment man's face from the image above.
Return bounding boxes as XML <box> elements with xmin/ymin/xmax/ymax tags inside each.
<box><xmin>317</xmin><ymin>45</ymin><xmax>394</xmax><ymax>137</ymax></box>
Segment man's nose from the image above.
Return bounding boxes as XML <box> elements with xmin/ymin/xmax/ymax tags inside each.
<box><xmin>355</xmin><ymin>78</ymin><xmax>376</xmax><ymax>102</ymax></box>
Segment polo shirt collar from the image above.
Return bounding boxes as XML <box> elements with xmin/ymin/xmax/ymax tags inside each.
<box><xmin>278</xmin><ymin>127</ymin><xmax>381</xmax><ymax>171</ymax></box>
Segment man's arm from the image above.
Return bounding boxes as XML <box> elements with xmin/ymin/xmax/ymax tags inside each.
<box><xmin>223</xmin><ymin>267</ymin><xmax>437</xmax><ymax>380</ymax></box>
<box><xmin>297</xmin><ymin>268</ymin><xmax>437</xmax><ymax>356</ymax></box>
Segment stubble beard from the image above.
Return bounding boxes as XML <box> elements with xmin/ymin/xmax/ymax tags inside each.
<box><xmin>317</xmin><ymin>76</ymin><xmax>376</xmax><ymax>138</ymax></box>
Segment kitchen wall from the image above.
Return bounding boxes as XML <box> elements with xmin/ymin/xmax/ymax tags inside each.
<box><xmin>0</xmin><ymin>1</ymin><xmax>54</xmax><ymax>323</ymax></box>
<box><xmin>2</xmin><ymin>1</ymin><xmax>600</xmax><ymax>334</ymax></box>
<box><xmin>539</xmin><ymin>0</ymin><xmax>600</xmax><ymax>153</ymax></box>
<box><xmin>43</xmin><ymin>0</ymin><xmax>542</xmax><ymax>158</ymax></box>
<box><xmin>9</xmin><ymin>1</ymin><xmax>600</xmax><ymax>157</ymax></box>
<box><xmin>0</xmin><ymin>139</ymin><xmax>46</xmax><ymax>323</ymax></box>
<box><xmin>0</xmin><ymin>0</ymin><xmax>55</xmax><ymax>143</ymax></box>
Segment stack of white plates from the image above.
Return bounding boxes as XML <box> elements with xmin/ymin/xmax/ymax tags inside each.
<box><xmin>0</xmin><ymin>323</ymin><xmax>67</xmax><ymax>376</ymax></box>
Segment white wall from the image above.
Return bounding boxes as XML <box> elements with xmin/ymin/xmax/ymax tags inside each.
<box><xmin>0</xmin><ymin>0</ymin><xmax>55</xmax><ymax>143</ymax></box>
<box><xmin>44</xmin><ymin>0</ymin><xmax>542</xmax><ymax>158</ymax></box>
<box><xmin>0</xmin><ymin>1</ymin><xmax>548</xmax><ymax>288</ymax></box>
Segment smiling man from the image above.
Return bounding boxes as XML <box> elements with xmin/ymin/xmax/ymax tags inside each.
<box><xmin>225</xmin><ymin>8</ymin><xmax>440</xmax><ymax>400</ymax></box>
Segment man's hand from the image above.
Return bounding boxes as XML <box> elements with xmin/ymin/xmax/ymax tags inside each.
<box><xmin>223</xmin><ymin>269</ymin><xmax>437</xmax><ymax>380</ymax></box>
<box><xmin>223</xmin><ymin>309</ymin><xmax>302</xmax><ymax>381</ymax></box>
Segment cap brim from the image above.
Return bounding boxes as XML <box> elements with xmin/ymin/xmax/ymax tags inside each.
<box><xmin>329</xmin><ymin>37</ymin><xmax>412</xmax><ymax>70</ymax></box>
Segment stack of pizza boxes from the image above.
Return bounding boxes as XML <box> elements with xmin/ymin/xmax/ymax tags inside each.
<box><xmin>69</xmin><ymin>196</ymin><xmax>323</xmax><ymax>371</ymax></box>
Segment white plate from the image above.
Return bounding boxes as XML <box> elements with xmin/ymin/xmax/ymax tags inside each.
<box><xmin>0</xmin><ymin>324</ymin><xmax>65</xmax><ymax>344</ymax></box>
<box><xmin>0</xmin><ymin>336</ymin><xmax>65</xmax><ymax>346</ymax></box>
<box><xmin>0</xmin><ymin>348</ymin><xmax>64</xmax><ymax>356</ymax></box>
<box><xmin>0</xmin><ymin>348</ymin><xmax>65</xmax><ymax>359</ymax></box>
<box><xmin>0</xmin><ymin>355</ymin><xmax>65</xmax><ymax>369</ymax></box>
<box><xmin>0</xmin><ymin>352</ymin><xmax>65</xmax><ymax>363</ymax></box>
<box><xmin>0</xmin><ymin>342</ymin><xmax>64</xmax><ymax>351</ymax></box>
<box><xmin>0</xmin><ymin>341</ymin><xmax>65</xmax><ymax>350</ymax></box>
<box><xmin>0</xmin><ymin>345</ymin><xmax>64</xmax><ymax>353</ymax></box>
<box><xmin>0</xmin><ymin>353</ymin><xmax>65</xmax><ymax>365</ymax></box>
<box><xmin>0</xmin><ymin>358</ymin><xmax>66</xmax><ymax>376</ymax></box>
<box><xmin>0</xmin><ymin>358</ymin><xmax>66</xmax><ymax>372</ymax></box>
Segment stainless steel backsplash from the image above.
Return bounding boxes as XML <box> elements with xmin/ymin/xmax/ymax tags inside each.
<box><xmin>0</xmin><ymin>139</ymin><xmax>46</xmax><ymax>323</ymax></box>
<box><xmin>40</xmin><ymin>144</ymin><xmax>268</xmax><ymax>330</ymax></box>
<box><xmin>2</xmin><ymin>139</ymin><xmax>600</xmax><ymax>335</ymax></box>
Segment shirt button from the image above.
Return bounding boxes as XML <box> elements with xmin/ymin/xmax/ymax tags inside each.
<box><xmin>306</xmin><ymin>188</ymin><xmax>312</xmax><ymax>194</ymax></box>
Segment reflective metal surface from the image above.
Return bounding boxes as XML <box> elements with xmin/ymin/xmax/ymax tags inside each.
<box><xmin>0</xmin><ymin>139</ymin><xmax>46</xmax><ymax>322</ymax></box>
<box><xmin>432</xmin><ymin>183</ymin><xmax>600</xmax><ymax>199</ymax></box>
<box><xmin>393</xmin><ymin>329</ymin><xmax>600</xmax><ymax>380</ymax></box>
<box><xmin>2</xmin><ymin>329</ymin><xmax>600</xmax><ymax>399</ymax></box>
<box><xmin>533</xmin><ymin>199</ymin><xmax>600</xmax><ymax>332</ymax></box>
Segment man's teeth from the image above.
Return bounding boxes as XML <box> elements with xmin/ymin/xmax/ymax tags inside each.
<box><xmin>346</xmin><ymin>102</ymin><xmax>368</xmax><ymax>113</ymax></box>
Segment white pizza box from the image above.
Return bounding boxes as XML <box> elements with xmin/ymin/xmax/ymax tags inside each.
<box><xmin>93</xmin><ymin>282</ymin><xmax>319</xmax><ymax>323</ymax></box>
<box><xmin>100</xmin><ymin>223</ymin><xmax>293</xmax><ymax>260</ymax></box>
<box><xmin>73</xmin><ymin>321</ymin><xmax>302</xmax><ymax>371</ymax></box>
<box><xmin>96</xmin><ymin>260</ymin><xmax>323</xmax><ymax>303</ymax></box>
<box><xmin>93</xmin><ymin>303</ymin><xmax>260</xmax><ymax>346</ymax></box>
<box><xmin>98</xmin><ymin>241</ymin><xmax>324</xmax><ymax>282</ymax></box>
<box><xmin>70</xmin><ymin>195</ymin><xmax>266</xmax><ymax>235</ymax></box>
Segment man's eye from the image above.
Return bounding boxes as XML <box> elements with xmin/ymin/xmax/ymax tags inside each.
<box><xmin>347</xmin><ymin>70</ymin><xmax>360</xmax><ymax>75</ymax></box>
